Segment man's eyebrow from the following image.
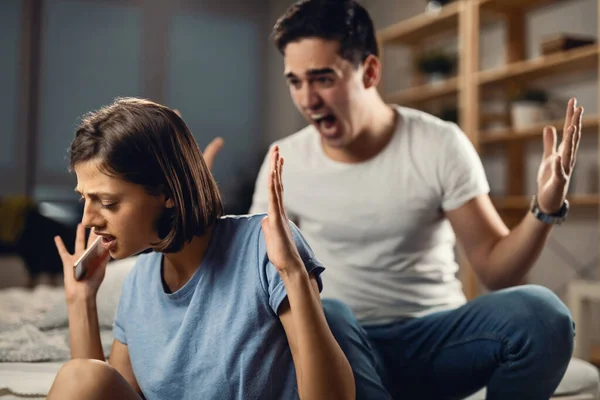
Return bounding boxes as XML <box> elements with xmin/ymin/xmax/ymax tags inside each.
<box><xmin>284</xmin><ymin>68</ymin><xmax>336</xmax><ymax>79</ymax></box>
<box><xmin>306</xmin><ymin>68</ymin><xmax>335</xmax><ymax>76</ymax></box>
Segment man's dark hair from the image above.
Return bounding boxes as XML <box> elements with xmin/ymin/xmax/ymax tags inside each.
<box><xmin>70</xmin><ymin>97</ymin><xmax>224</xmax><ymax>253</ymax></box>
<box><xmin>272</xmin><ymin>0</ymin><xmax>378</xmax><ymax>67</ymax></box>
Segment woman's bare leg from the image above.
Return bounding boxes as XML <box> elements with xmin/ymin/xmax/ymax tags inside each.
<box><xmin>47</xmin><ymin>359</ymin><xmax>142</xmax><ymax>400</ymax></box>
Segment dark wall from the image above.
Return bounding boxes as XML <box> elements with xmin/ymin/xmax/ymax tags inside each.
<box><xmin>1</xmin><ymin>0</ymin><xmax>271</xmax><ymax>215</ymax></box>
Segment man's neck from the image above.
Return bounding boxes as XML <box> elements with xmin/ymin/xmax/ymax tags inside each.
<box><xmin>322</xmin><ymin>102</ymin><xmax>398</xmax><ymax>164</ymax></box>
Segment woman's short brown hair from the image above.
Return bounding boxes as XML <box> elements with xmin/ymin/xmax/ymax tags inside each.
<box><xmin>70</xmin><ymin>97</ymin><xmax>224</xmax><ymax>253</ymax></box>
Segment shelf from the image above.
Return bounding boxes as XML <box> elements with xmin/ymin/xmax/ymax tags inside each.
<box><xmin>478</xmin><ymin>0</ymin><xmax>569</xmax><ymax>13</ymax></box>
<box><xmin>384</xmin><ymin>77</ymin><xmax>459</xmax><ymax>105</ymax></box>
<box><xmin>481</xmin><ymin>116</ymin><xmax>600</xmax><ymax>144</ymax></box>
<box><xmin>492</xmin><ymin>195</ymin><xmax>600</xmax><ymax>210</ymax></box>
<box><xmin>377</xmin><ymin>2</ymin><xmax>460</xmax><ymax>45</ymax></box>
<box><xmin>477</xmin><ymin>45</ymin><xmax>600</xmax><ymax>87</ymax></box>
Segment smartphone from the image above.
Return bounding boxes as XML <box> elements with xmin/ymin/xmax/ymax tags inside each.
<box><xmin>73</xmin><ymin>236</ymin><xmax>104</xmax><ymax>281</ymax></box>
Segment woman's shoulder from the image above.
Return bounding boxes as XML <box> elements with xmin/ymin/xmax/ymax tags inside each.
<box><xmin>217</xmin><ymin>213</ymin><xmax>266</xmax><ymax>234</ymax></box>
<box><xmin>213</xmin><ymin>214</ymin><xmax>267</xmax><ymax>255</ymax></box>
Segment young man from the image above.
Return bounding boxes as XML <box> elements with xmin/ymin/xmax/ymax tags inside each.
<box><xmin>248</xmin><ymin>0</ymin><xmax>585</xmax><ymax>399</ymax></box>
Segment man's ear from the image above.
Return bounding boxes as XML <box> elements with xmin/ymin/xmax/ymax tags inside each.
<box><xmin>362</xmin><ymin>54</ymin><xmax>382</xmax><ymax>89</ymax></box>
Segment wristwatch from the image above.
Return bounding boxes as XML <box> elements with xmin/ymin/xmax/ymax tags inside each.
<box><xmin>529</xmin><ymin>195</ymin><xmax>569</xmax><ymax>225</ymax></box>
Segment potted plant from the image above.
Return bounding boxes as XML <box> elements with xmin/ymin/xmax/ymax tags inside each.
<box><xmin>426</xmin><ymin>0</ymin><xmax>455</xmax><ymax>13</ymax></box>
<box><xmin>510</xmin><ymin>88</ymin><xmax>549</xmax><ymax>130</ymax></box>
<box><xmin>415</xmin><ymin>50</ymin><xmax>456</xmax><ymax>85</ymax></box>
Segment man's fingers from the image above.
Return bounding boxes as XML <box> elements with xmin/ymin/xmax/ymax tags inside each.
<box><xmin>202</xmin><ymin>137</ymin><xmax>224</xmax><ymax>170</ymax></box>
<box><xmin>554</xmin><ymin>155</ymin><xmax>566</xmax><ymax>182</ymax></box>
<box><xmin>562</xmin><ymin>126</ymin><xmax>575</xmax><ymax>174</ymax></box>
<box><xmin>572</xmin><ymin>107</ymin><xmax>584</xmax><ymax>168</ymax></box>
<box><xmin>563</xmin><ymin>98</ymin><xmax>575</xmax><ymax>136</ymax></box>
<box><xmin>542</xmin><ymin>126</ymin><xmax>557</xmax><ymax>158</ymax></box>
<box><xmin>571</xmin><ymin>126</ymin><xmax>578</xmax><ymax>170</ymax></box>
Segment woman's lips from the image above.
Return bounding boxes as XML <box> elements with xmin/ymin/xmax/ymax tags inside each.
<box><xmin>101</xmin><ymin>235</ymin><xmax>116</xmax><ymax>250</ymax></box>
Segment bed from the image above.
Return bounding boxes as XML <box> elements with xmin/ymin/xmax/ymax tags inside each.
<box><xmin>0</xmin><ymin>256</ymin><xmax>137</xmax><ymax>398</ymax></box>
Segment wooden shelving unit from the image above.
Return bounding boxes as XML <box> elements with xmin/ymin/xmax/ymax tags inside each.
<box><xmin>481</xmin><ymin>116</ymin><xmax>600</xmax><ymax>144</ymax></box>
<box><xmin>385</xmin><ymin>77</ymin><xmax>460</xmax><ymax>105</ymax></box>
<box><xmin>477</xmin><ymin>44</ymin><xmax>599</xmax><ymax>87</ymax></box>
<box><xmin>377</xmin><ymin>0</ymin><xmax>600</xmax><ymax>305</ymax></box>
<box><xmin>492</xmin><ymin>194</ymin><xmax>600</xmax><ymax>210</ymax></box>
<box><xmin>478</xmin><ymin>0</ymin><xmax>571</xmax><ymax>13</ymax></box>
<box><xmin>377</xmin><ymin>2</ymin><xmax>461</xmax><ymax>45</ymax></box>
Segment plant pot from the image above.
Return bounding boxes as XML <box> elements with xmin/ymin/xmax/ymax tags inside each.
<box><xmin>426</xmin><ymin>72</ymin><xmax>448</xmax><ymax>85</ymax></box>
<box><xmin>510</xmin><ymin>101</ymin><xmax>547</xmax><ymax>130</ymax></box>
<box><xmin>426</xmin><ymin>0</ymin><xmax>452</xmax><ymax>12</ymax></box>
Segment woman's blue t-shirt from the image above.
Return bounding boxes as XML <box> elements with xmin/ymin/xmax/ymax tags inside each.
<box><xmin>112</xmin><ymin>214</ymin><xmax>325</xmax><ymax>400</ymax></box>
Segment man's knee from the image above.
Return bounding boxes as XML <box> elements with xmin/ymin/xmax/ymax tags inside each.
<box><xmin>501</xmin><ymin>285</ymin><xmax>574</xmax><ymax>360</ymax></box>
<box><xmin>322</xmin><ymin>298</ymin><xmax>361</xmax><ymax>333</ymax></box>
<box><xmin>508</xmin><ymin>285</ymin><xmax>573</xmax><ymax>333</ymax></box>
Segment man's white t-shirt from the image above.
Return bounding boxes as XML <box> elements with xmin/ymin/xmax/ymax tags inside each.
<box><xmin>250</xmin><ymin>106</ymin><xmax>490</xmax><ymax>325</ymax></box>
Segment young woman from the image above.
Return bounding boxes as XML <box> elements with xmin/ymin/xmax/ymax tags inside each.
<box><xmin>46</xmin><ymin>97</ymin><xmax>357</xmax><ymax>400</ymax></box>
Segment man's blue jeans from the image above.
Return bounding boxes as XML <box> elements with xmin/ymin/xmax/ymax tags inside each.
<box><xmin>324</xmin><ymin>285</ymin><xmax>575</xmax><ymax>400</ymax></box>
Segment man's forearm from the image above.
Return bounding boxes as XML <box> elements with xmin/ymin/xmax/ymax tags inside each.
<box><xmin>282</xmin><ymin>268</ymin><xmax>355</xmax><ymax>400</ymax></box>
<box><xmin>482</xmin><ymin>212</ymin><xmax>553</xmax><ymax>290</ymax></box>
<box><xmin>67</xmin><ymin>299</ymin><xmax>105</xmax><ymax>361</ymax></box>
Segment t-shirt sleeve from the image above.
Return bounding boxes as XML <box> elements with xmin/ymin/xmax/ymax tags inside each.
<box><xmin>112</xmin><ymin>269</ymin><xmax>135</xmax><ymax>345</ymax></box>
<box><xmin>439</xmin><ymin>123</ymin><xmax>490</xmax><ymax>211</ymax></box>
<box><xmin>257</xmin><ymin>220</ymin><xmax>325</xmax><ymax>315</ymax></box>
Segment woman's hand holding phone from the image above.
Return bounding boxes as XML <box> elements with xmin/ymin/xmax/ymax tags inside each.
<box><xmin>55</xmin><ymin>223</ymin><xmax>111</xmax><ymax>304</ymax></box>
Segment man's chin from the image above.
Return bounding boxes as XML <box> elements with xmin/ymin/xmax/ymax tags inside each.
<box><xmin>320</xmin><ymin>133</ymin><xmax>347</xmax><ymax>149</ymax></box>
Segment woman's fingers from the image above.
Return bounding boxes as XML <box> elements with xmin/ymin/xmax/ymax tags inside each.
<box><xmin>268</xmin><ymin>146</ymin><xmax>280</xmax><ymax>221</ymax></box>
<box><xmin>276</xmin><ymin>156</ymin><xmax>285</xmax><ymax>215</ymax></box>
<box><xmin>75</xmin><ymin>223</ymin><xmax>86</xmax><ymax>254</ymax></box>
<box><xmin>87</xmin><ymin>230</ymin><xmax>99</xmax><ymax>248</ymax></box>
<box><xmin>54</xmin><ymin>236</ymin><xmax>70</xmax><ymax>274</ymax></box>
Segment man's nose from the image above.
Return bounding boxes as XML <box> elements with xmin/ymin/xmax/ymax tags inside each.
<box><xmin>299</xmin><ymin>84</ymin><xmax>322</xmax><ymax>110</ymax></box>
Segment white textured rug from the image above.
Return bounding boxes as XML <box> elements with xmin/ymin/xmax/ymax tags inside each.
<box><xmin>0</xmin><ymin>256</ymin><xmax>137</xmax><ymax>397</ymax></box>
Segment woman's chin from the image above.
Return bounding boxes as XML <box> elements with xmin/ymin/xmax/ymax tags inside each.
<box><xmin>108</xmin><ymin>245</ymin><xmax>126</xmax><ymax>260</ymax></box>
<box><xmin>111</xmin><ymin>245</ymin><xmax>151</xmax><ymax>260</ymax></box>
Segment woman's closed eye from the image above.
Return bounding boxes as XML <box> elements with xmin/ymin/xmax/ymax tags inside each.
<box><xmin>78</xmin><ymin>195</ymin><xmax>117</xmax><ymax>210</ymax></box>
